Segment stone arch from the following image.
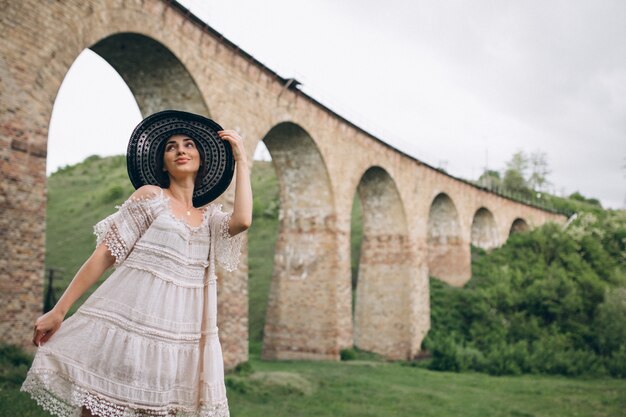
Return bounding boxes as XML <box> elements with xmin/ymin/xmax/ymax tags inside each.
<box><xmin>352</xmin><ymin>166</ymin><xmax>412</xmax><ymax>359</ymax></box>
<box><xmin>258</xmin><ymin>122</ymin><xmax>341</xmax><ymax>361</ymax></box>
<box><xmin>509</xmin><ymin>217</ymin><xmax>530</xmax><ymax>235</ymax></box>
<box><xmin>471</xmin><ymin>207</ymin><xmax>499</xmax><ymax>250</ymax></box>
<box><xmin>427</xmin><ymin>193</ymin><xmax>470</xmax><ymax>286</ymax></box>
<box><xmin>1</xmin><ymin>28</ymin><xmax>213</xmax><ymax>349</ymax></box>
<box><xmin>90</xmin><ymin>33</ymin><xmax>209</xmax><ymax>116</ymax></box>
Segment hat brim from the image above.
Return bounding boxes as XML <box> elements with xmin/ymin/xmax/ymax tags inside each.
<box><xmin>126</xmin><ymin>110</ymin><xmax>235</xmax><ymax>207</ymax></box>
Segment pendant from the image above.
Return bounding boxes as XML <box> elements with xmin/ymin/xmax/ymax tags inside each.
<box><xmin>186</xmin><ymin>210</ymin><xmax>191</xmax><ymax>216</ymax></box>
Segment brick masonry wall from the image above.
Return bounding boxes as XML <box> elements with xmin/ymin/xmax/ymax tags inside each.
<box><xmin>0</xmin><ymin>0</ymin><xmax>567</xmax><ymax>368</ymax></box>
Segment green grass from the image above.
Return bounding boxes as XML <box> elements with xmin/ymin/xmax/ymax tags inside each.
<box><xmin>227</xmin><ymin>352</ymin><xmax>626</xmax><ymax>417</ymax></box>
<box><xmin>11</xmin><ymin>154</ymin><xmax>622</xmax><ymax>416</ymax></box>
<box><xmin>43</xmin><ymin>156</ymin><xmax>362</xmax><ymax>352</ymax></box>
<box><xmin>45</xmin><ymin>155</ymin><xmax>136</xmax><ymax>315</ymax></box>
<box><xmin>4</xmin><ymin>347</ymin><xmax>625</xmax><ymax>417</ymax></box>
<box><xmin>248</xmin><ymin>160</ymin><xmax>280</xmax><ymax>352</ymax></box>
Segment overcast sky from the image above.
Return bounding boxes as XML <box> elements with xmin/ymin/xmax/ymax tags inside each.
<box><xmin>48</xmin><ymin>0</ymin><xmax>626</xmax><ymax>208</ymax></box>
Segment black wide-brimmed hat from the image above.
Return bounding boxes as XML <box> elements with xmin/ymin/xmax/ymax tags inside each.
<box><xmin>126</xmin><ymin>110</ymin><xmax>235</xmax><ymax>207</ymax></box>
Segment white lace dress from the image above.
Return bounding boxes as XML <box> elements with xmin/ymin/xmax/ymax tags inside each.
<box><xmin>21</xmin><ymin>188</ymin><xmax>244</xmax><ymax>417</ymax></box>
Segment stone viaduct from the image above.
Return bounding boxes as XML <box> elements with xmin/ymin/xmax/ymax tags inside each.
<box><xmin>0</xmin><ymin>0</ymin><xmax>566</xmax><ymax>369</ymax></box>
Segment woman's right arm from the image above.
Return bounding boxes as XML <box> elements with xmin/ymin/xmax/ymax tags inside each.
<box><xmin>32</xmin><ymin>243</ymin><xmax>115</xmax><ymax>347</ymax></box>
<box><xmin>33</xmin><ymin>186</ymin><xmax>159</xmax><ymax>346</ymax></box>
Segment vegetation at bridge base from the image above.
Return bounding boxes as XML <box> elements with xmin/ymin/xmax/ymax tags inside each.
<box><xmin>3</xmin><ymin>155</ymin><xmax>626</xmax><ymax>416</ymax></box>
<box><xmin>42</xmin><ymin>154</ymin><xmax>626</xmax><ymax>379</ymax></box>
<box><xmin>5</xmin><ymin>341</ymin><xmax>626</xmax><ymax>417</ymax></box>
<box><xmin>425</xmin><ymin>206</ymin><xmax>626</xmax><ymax>378</ymax></box>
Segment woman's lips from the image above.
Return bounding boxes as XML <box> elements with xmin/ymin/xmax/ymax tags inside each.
<box><xmin>175</xmin><ymin>158</ymin><xmax>190</xmax><ymax>164</ymax></box>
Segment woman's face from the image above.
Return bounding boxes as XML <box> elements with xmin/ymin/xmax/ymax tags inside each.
<box><xmin>162</xmin><ymin>134</ymin><xmax>201</xmax><ymax>179</ymax></box>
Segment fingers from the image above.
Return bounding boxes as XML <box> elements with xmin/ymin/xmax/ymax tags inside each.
<box><xmin>217</xmin><ymin>130</ymin><xmax>246</xmax><ymax>162</ymax></box>
<box><xmin>33</xmin><ymin>329</ymin><xmax>44</xmax><ymax>347</ymax></box>
<box><xmin>217</xmin><ymin>129</ymin><xmax>239</xmax><ymax>135</ymax></box>
<box><xmin>41</xmin><ymin>328</ymin><xmax>57</xmax><ymax>344</ymax></box>
<box><xmin>217</xmin><ymin>130</ymin><xmax>242</xmax><ymax>142</ymax></box>
<box><xmin>32</xmin><ymin>323</ymin><xmax>41</xmax><ymax>346</ymax></box>
<box><xmin>33</xmin><ymin>328</ymin><xmax>55</xmax><ymax>346</ymax></box>
<box><xmin>32</xmin><ymin>321</ymin><xmax>58</xmax><ymax>347</ymax></box>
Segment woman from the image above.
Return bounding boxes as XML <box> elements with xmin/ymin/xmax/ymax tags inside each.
<box><xmin>21</xmin><ymin>110</ymin><xmax>252</xmax><ymax>417</ymax></box>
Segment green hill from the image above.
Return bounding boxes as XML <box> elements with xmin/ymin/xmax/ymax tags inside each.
<box><xmin>2</xmin><ymin>154</ymin><xmax>624</xmax><ymax>417</ymax></box>
<box><xmin>44</xmin><ymin>155</ymin><xmax>359</xmax><ymax>354</ymax></box>
<box><xmin>44</xmin><ymin>154</ymin><xmax>625</xmax><ymax>376</ymax></box>
<box><xmin>45</xmin><ymin>155</ymin><xmax>136</xmax><ymax>308</ymax></box>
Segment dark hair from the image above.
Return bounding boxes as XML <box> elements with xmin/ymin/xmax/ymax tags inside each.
<box><xmin>157</xmin><ymin>135</ymin><xmax>208</xmax><ymax>195</ymax></box>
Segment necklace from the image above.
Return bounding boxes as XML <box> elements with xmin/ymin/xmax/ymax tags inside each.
<box><xmin>167</xmin><ymin>191</ymin><xmax>194</xmax><ymax>216</ymax></box>
<box><xmin>176</xmin><ymin>200</ymin><xmax>194</xmax><ymax>216</ymax></box>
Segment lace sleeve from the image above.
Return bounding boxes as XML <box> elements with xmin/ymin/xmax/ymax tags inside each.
<box><xmin>210</xmin><ymin>204</ymin><xmax>245</xmax><ymax>272</ymax></box>
<box><xmin>93</xmin><ymin>192</ymin><xmax>158</xmax><ymax>267</ymax></box>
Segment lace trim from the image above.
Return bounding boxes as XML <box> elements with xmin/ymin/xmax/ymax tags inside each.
<box><xmin>214</xmin><ymin>208</ymin><xmax>244</xmax><ymax>273</ymax></box>
<box><xmin>123</xmin><ymin>250</ymin><xmax>208</xmax><ymax>288</ymax></box>
<box><xmin>83</xmin><ymin>295</ymin><xmax>208</xmax><ymax>333</ymax></box>
<box><xmin>75</xmin><ymin>308</ymin><xmax>211</xmax><ymax>344</ymax></box>
<box><xmin>94</xmin><ymin>192</ymin><xmax>165</xmax><ymax>267</ymax></box>
<box><xmin>129</xmin><ymin>237</ymin><xmax>210</xmax><ymax>268</ymax></box>
<box><xmin>21</xmin><ymin>371</ymin><xmax>230</xmax><ymax>417</ymax></box>
<box><xmin>162</xmin><ymin>195</ymin><xmax>211</xmax><ymax>232</ymax></box>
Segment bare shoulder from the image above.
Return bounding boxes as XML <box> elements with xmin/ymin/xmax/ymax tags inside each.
<box><xmin>129</xmin><ymin>185</ymin><xmax>162</xmax><ymax>201</ymax></box>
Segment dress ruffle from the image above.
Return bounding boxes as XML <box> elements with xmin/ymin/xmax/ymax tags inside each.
<box><xmin>21</xmin><ymin>371</ymin><xmax>229</xmax><ymax>417</ymax></box>
<box><xmin>22</xmin><ymin>188</ymin><xmax>244</xmax><ymax>417</ymax></box>
<box><xmin>210</xmin><ymin>204</ymin><xmax>245</xmax><ymax>272</ymax></box>
<box><xmin>93</xmin><ymin>191</ymin><xmax>165</xmax><ymax>267</ymax></box>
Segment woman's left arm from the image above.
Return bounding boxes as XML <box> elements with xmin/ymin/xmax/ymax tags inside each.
<box><xmin>218</xmin><ymin>129</ymin><xmax>252</xmax><ymax>236</ymax></box>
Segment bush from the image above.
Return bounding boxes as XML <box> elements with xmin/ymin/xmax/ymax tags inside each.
<box><xmin>100</xmin><ymin>185</ymin><xmax>125</xmax><ymax>205</ymax></box>
<box><xmin>427</xmin><ymin>335</ymin><xmax>462</xmax><ymax>372</ymax></box>
<box><xmin>230</xmin><ymin>360</ymin><xmax>254</xmax><ymax>376</ymax></box>
<box><xmin>340</xmin><ymin>348</ymin><xmax>357</xmax><ymax>361</ymax></box>
<box><xmin>482</xmin><ymin>342</ymin><xmax>525</xmax><ymax>376</ymax></box>
<box><xmin>605</xmin><ymin>347</ymin><xmax>626</xmax><ymax>378</ymax></box>
<box><xmin>593</xmin><ymin>287</ymin><xmax>626</xmax><ymax>355</ymax></box>
<box><xmin>425</xmin><ymin>209</ymin><xmax>626</xmax><ymax>377</ymax></box>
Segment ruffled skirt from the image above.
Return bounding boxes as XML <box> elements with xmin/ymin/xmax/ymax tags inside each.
<box><xmin>21</xmin><ymin>266</ymin><xmax>230</xmax><ymax>417</ymax></box>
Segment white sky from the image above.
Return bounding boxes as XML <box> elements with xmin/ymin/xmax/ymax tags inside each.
<box><xmin>47</xmin><ymin>0</ymin><xmax>626</xmax><ymax>209</ymax></box>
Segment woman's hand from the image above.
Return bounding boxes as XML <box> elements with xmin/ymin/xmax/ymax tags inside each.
<box><xmin>32</xmin><ymin>308</ymin><xmax>65</xmax><ymax>347</ymax></box>
<box><xmin>217</xmin><ymin>128</ymin><xmax>252</xmax><ymax>234</ymax></box>
<box><xmin>218</xmin><ymin>129</ymin><xmax>248</xmax><ymax>163</ymax></box>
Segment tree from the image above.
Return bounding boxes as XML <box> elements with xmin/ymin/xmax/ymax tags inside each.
<box><xmin>569</xmin><ymin>191</ymin><xmax>602</xmax><ymax>208</ymax></box>
<box><xmin>502</xmin><ymin>168</ymin><xmax>532</xmax><ymax>198</ymax></box>
<box><xmin>528</xmin><ymin>151</ymin><xmax>551</xmax><ymax>191</ymax></box>
<box><xmin>478</xmin><ymin>169</ymin><xmax>501</xmax><ymax>189</ymax></box>
<box><xmin>476</xmin><ymin>149</ymin><xmax>552</xmax><ymax>199</ymax></box>
<box><xmin>505</xmin><ymin>151</ymin><xmax>529</xmax><ymax>179</ymax></box>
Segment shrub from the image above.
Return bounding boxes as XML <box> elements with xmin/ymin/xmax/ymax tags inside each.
<box><xmin>427</xmin><ymin>335</ymin><xmax>462</xmax><ymax>372</ymax></box>
<box><xmin>100</xmin><ymin>184</ymin><xmax>125</xmax><ymax>205</ymax></box>
<box><xmin>340</xmin><ymin>348</ymin><xmax>357</xmax><ymax>361</ymax></box>
<box><xmin>593</xmin><ymin>287</ymin><xmax>626</xmax><ymax>355</ymax></box>
<box><xmin>605</xmin><ymin>347</ymin><xmax>626</xmax><ymax>378</ymax></box>
<box><xmin>425</xmin><ymin>208</ymin><xmax>626</xmax><ymax>377</ymax></box>
<box><xmin>230</xmin><ymin>360</ymin><xmax>254</xmax><ymax>376</ymax></box>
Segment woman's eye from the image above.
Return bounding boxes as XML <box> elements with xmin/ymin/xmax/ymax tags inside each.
<box><xmin>185</xmin><ymin>142</ymin><xmax>195</xmax><ymax>148</ymax></box>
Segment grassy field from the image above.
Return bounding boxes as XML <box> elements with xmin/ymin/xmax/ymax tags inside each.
<box><xmin>3</xmin><ymin>346</ymin><xmax>625</xmax><ymax>417</ymax></box>
<box><xmin>5</xmin><ymin>155</ymin><xmax>624</xmax><ymax>417</ymax></box>
<box><xmin>44</xmin><ymin>157</ymin><xmax>361</xmax><ymax>349</ymax></box>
